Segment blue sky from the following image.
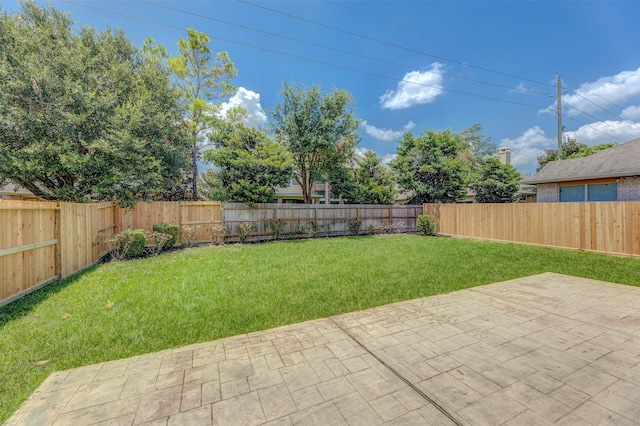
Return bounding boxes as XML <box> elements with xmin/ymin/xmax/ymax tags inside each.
<box><xmin>4</xmin><ymin>1</ymin><xmax>640</xmax><ymax>175</ymax></box>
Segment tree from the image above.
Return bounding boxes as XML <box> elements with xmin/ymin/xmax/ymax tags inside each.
<box><xmin>537</xmin><ymin>139</ymin><xmax>615</xmax><ymax>171</ymax></box>
<box><xmin>390</xmin><ymin>129</ymin><xmax>470</xmax><ymax>204</ymax></box>
<box><xmin>168</xmin><ymin>28</ymin><xmax>237</xmax><ymax>200</ymax></box>
<box><xmin>332</xmin><ymin>152</ymin><xmax>396</xmax><ymax>204</ymax></box>
<box><xmin>200</xmin><ymin>124</ymin><xmax>292</xmax><ymax>204</ymax></box>
<box><xmin>472</xmin><ymin>158</ymin><xmax>521</xmax><ymax>203</ymax></box>
<box><xmin>269</xmin><ymin>83</ymin><xmax>360</xmax><ymax>204</ymax></box>
<box><xmin>0</xmin><ymin>1</ymin><xmax>189</xmax><ymax>207</ymax></box>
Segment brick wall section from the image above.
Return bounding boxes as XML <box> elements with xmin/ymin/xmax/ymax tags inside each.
<box><xmin>619</xmin><ymin>177</ymin><xmax>640</xmax><ymax>201</ymax></box>
<box><xmin>536</xmin><ymin>183</ymin><xmax>558</xmax><ymax>202</ymax></box>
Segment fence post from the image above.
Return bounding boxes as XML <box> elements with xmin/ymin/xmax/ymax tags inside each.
<box><xmin>54</xmin><ymin>205</ymin><xmax>62</xmax><ymax>279</ymax></box>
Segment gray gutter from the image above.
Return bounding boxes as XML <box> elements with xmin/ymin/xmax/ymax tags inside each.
<box><xmin>521</xmin><ymin>170</ymin><xmax>640</xmax><ymax>185</ymax></box>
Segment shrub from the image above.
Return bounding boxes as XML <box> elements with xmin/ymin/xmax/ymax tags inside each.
<box><xmin>417</xmin><ymin>214</ymin><xmax>436</xmax><ymax>236</ymax></box>
<box><xmin>145</xmin><ymin>231</ymin><xmax>172</xmax><ymax>256</ymax></box>
<box><xmin>109</xmin><ymin>229</ymin><xmax>146</xmax><ymax>260</ymax></box>
<box><xmin>182</xmin><ymin>225</ymin><xmax>200</xmax><ymax>248</ymax></box>
<box><xmin>268</xmin><ymin>220</ymin><xmax>286</xmax><ymax>240</ymax></box>
<box><xmin>236</xmin><ymin>223</ymin><xmax>255</xmax><ymax>243</ymax></box>
<box><xmin>210</xmin><ymin>224</ymin><xmax>226</xmax><ymax>245</ymax></box>
<box><xmin>366</xmin><ymin>224</ymin><xmax>388</xmax><ymax>235</ymax></box>
<box><xmin>152</xmin><ymin>223</ymin><xmax>179</xmax><ymax>250</ymax></box>
<box><xmin>347</xmin><ymin>220</ymin><xmax>361</xmax><ymax>235</ymax></box>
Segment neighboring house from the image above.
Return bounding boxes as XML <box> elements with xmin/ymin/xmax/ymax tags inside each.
<box><xmin>0</xmin><ymin>183</ymin><xmax>43</xmax><ymax>201</ymax></box>
<box><xmin>521</xmin><ymin>137</ymin><xmax>640</xmax><ymax>202</ymax></box>
<box><xmin>276</xmin><ymin>153</ymin><xmax>366</xmax><ymax>204</ymax></box>
<box><xmin>276</xmin><ymin>179</ymin><xmax>328</xmax><ymax>204</ymax></box>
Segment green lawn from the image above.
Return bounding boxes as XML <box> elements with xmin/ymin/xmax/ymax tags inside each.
<box><xmin>1</xmin><ymin>234</ymin><xmax>639</xmax><ymax>422</ymax></box>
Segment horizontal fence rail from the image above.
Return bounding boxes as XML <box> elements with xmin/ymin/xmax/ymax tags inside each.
<box><xmin>222</xmin><ymin>203</ymin><xmax>421</xmax><ymax>242</ymax></box>
<box><xmin>424</xmin><ymin>202</ymin><xmax>640</xmax><ymax>256</ymax></box>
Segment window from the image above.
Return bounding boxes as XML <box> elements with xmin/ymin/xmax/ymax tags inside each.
<box><xmin>559</xmin><ymin>182</ymin><xmax>617</xmax><ymax>202</ymax></box>
<box><xmin>588</xmin><ymin>183</ymin><xmax>617</xmax><ymax>201</ymax></box>
<box><xmin>559</xmin><ymin>185</ymin><xmax>584</xmax><ymax>202</ymax></box>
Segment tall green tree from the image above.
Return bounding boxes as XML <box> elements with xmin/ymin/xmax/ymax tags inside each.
<box><xmin>472</xmin><ymin>158</ymin><xmax>521</xmax><ymax>203</ymax></box>
<box><xmin>0</xmin><ymin>1</ymin><xmax>189</xmax><ymax>207</ymax></box>
<box><xmin>168</xmin><ymin>28</ymin><xmax>237</xmax><ymax>200</ymax></box>
<box><xmin>332</xmin><ymin>152</ymin><xmax>396</xmax><ymax>204</ymax></box>
<box><xmin>390</xmin><ymin>129</ymin><xmax>470</xmax><ymax>204</ymax></box>
<box><xmin>200</xmin><ymin>124</ymin><xmax>292</xmax><ymax>204</ymax></box>
<box><xmin>537</xmin><ymin>139</ymin><xmax>615</xmax><ymax>171</ymax></box>
<box><xmin>269</xmin><ymin>83</ymin><xmax>360</xmax><ymax>204</ymax></box>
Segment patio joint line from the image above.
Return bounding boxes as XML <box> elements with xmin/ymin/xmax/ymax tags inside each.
<box><xmin>329</xmin><ymin>317</ymin><xmax>463</xmax><ymax>426</ymax></box>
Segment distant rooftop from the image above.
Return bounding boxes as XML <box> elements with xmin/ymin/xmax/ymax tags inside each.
<box><xmin>521</xmin><ymin>138</ymin><xmax>640</xmax><ymax>184</ymax></box>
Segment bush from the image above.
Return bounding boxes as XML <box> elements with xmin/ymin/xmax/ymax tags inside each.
<box><xmin>417</xmin><ymin>214</ymin><xmax>436</xmax><ymax>236</ymax></box>
<box><xmin>145</xmin><ymin>231</ymin><xmax>172</xmax><ymax>256</ymax></box>
<box><xmin>182</xmin><ymin>225</ymin><xmax>200</xmax><ymax>248</ymax></box>
<box><xmin>110</xmin><ymin>229</ymin><xmax>146</xmax><ymax>260</ymax></box>
<box><xmin>236</xmin><ymin>223</ymin><xmax>255</xmax><ymax>243</ymax></box>
<box><xmin>268</xmin><ymin>220</ymin><xmax>286</xmax><ymax>240</ymax></box>
<box><xmin>210</xmin><ymin>224</ymin><xmax>226</xmax><ymax>245</ymax></box>
<box><xmin>152</xmin><ymin>223</ymin><xmax>179</xmax><ymax>250</ymax></box>
<box><xmin>347</xmin><ymin>220</ymin><xmax>361</xmax><ymax>235</ymax></box>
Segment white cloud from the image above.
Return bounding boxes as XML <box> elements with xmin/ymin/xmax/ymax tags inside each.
<box><xmin>381</xmin><ymin>153</ymin><xmax>397</xmax><ymax>165</ymax></box>
<box><xmin>380</xmin><ymin>63</ymin><xmax>444</xmax><ymax>110</ymax></box>
<box><xmin>218</xmin><ymin>87</ymin><xmax>267</xmax><ymax>128</ymax></box>
<box><xmin>361</xmin><ymin>120</ymin><xmax>415</xmax><ymax>141</ymax></box>
<box><xmin>500</xmin><ymin>126</ymin><xmax>556</xmax><ymax>173</ymax></box>
<box><xmin>554</xmin><ymin>67</ymin><xmax>640</xmax><ymax>116</ymax></box>
<box><xmin>621</xmin><ymin>105</ymin><xmax>640</xmax><ymax>120</ymax></box>
<box><xmin>564</xmin><ymin>120</ymin><xmax>640</xmax><ymax>145</ymax></box>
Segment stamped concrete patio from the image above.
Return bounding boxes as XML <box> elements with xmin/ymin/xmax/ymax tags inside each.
<box><xmin>7</xmin><ymin>272</ymin><xmax>640</xmax><ymax>425</ymax></box>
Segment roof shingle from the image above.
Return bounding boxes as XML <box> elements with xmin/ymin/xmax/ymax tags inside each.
<box><xmin>521</xmin><ymin>138</ymin><xmax>640</xmax><ymax>184</ymax></box>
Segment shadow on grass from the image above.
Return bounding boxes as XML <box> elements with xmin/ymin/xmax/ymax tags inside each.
<box><xmin>0</xmin><ymin>264</ymin><xmax>100</xmax><ymax>328</ymax></box>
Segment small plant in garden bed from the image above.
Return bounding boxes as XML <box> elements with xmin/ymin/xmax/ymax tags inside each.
<box><xmin>347</xmin><ymin>220</ymin><xmax>361</xmax><ymax>235</ymax></box>
<box><xmin>210</xmin><ymin>224</ymin><xmax>226</xmax><ymax>245</ymax></box>
<box><xmin>152</xmin><ymin>223</ymin><xmax>179</xmax><ymax>249</ymax></box>
<box><xmin>417</xmin><ymin>214</ymin><xmax>436</xmax><ymax>236</ymax></box>
<box><xmin>181</xmin><ymin>225</ymin><xmax>200</xmax><ymax>248</ymax></box>
<box><xmin>145</xmin><ymin>231</ymin><xmax>173</xmax><ymax>256</ymax></box>
<box><xmin>236</xmin><ymin>223</ymin><xmax>255</xmax><ymax>243</ymax></box>
<box><xmin>268</xmin><ymin>220</ymin><xmax>286</xmax><ymax>240</ymax></box>
<box><xmin>108</xmin><ymin>229</ymin><xmax>146</xmax><ymax>260</ymax></box>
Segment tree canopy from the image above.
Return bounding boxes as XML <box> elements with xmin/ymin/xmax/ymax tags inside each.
<box><xmin>472</xmin><ymin>158</ymin><xmax>521</xmax><ymax>203</ymax></box>
<box><xmin>168</xmin><ymin>28</ymin><xmax>237</xmax><ymax>200</ymax></box>
<box><xmin>537</xmin><ymin>139</ymin><xmax>615</xmax><ymax>171</ymax></box>
<box><xmin>269</xmin><ymin>83</ymin><xmax>360</xmax><ymax>204</ymax></box>
<box><xmin>200</xmin><ymin>124</ymin><xmax>292</xmax><ymax>204</ymax></box>
<box><xmin>390</xmin><ymin>129</ymin><xmax>470</xmax><ymax>204</ymax></box>
<box><xmin>0</xmin><ymin>1</ymin><xmax>189</xmax><ymax>207</ymax></box>
<box><xmin>332</xmin><ymin>151</ymin><xmax>396</xmax><ymax>204</ymax></box>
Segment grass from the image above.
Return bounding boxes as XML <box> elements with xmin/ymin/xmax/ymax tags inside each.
<box><xmin>1</xmin><ymin>234</ymin><xmax>639</xmax><ymax>422</ymax></box>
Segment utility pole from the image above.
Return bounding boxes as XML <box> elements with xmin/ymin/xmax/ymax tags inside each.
<box><xmin>557</xmin><ymin>75</ymin><xmax>563</xmax><ymax>161</ymax></box>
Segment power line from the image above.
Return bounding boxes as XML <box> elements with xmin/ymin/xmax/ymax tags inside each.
<box><xmin>325</xmin><ymin>0</ymin><xmax>560</xmax><ymax>77</ymax></box>
<box><xmin>140</xmin><ymin>0</ymin><xmax>551</xmax><ymax>98</ymax></box>
<box><xmin>326</xmin><ymin>0</ymin><xmax>640</xmax><ymax>127</ymax></box>
<box><xmin>562</xmin><ymin>115</ymin><xmax>631</xmax><ymax>142</ymax></box>
<box><xmin>61</xmin><ymin>0</ymin><xmax>550</xmax><ymax>111</ymax></box>
<box><xmin>563</xmin><ymin>75</ymin><xmax>629</xmax><ymax>116</ymax></box>
<box><xmin>237</xmin><ymin>0</ymin><xmax>556</xmax><ymax>89</ymax></box>
<box><xmin>562</xmin><ymin>100</ymin><xmax>640</xmax><ymax>139</ymax></box>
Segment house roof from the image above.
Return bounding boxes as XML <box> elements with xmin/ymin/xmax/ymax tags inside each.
<box><xmin>521</xmin><ymin>138</ymin><xmax>640</xmax><ymax>184</ymax></box>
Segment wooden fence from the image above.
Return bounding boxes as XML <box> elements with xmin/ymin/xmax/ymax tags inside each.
<box><xmin>424</xmin><ymin>202</ymin><xmax>640</xmax><ymax>256</ymax></box>
<box><xmin>1</xmin><ymin>201</ymin><xmax>116</xmax><ymax>307</ymax></box>
<box><xmin>223</xmin><ymin>203</ymin><xmax>421</xmax><ymax>241</ymax></box>
<box><xmin>1</xmin><ymin>201</ymin><xmax>222</xmax><ymax>307</ymax></box>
